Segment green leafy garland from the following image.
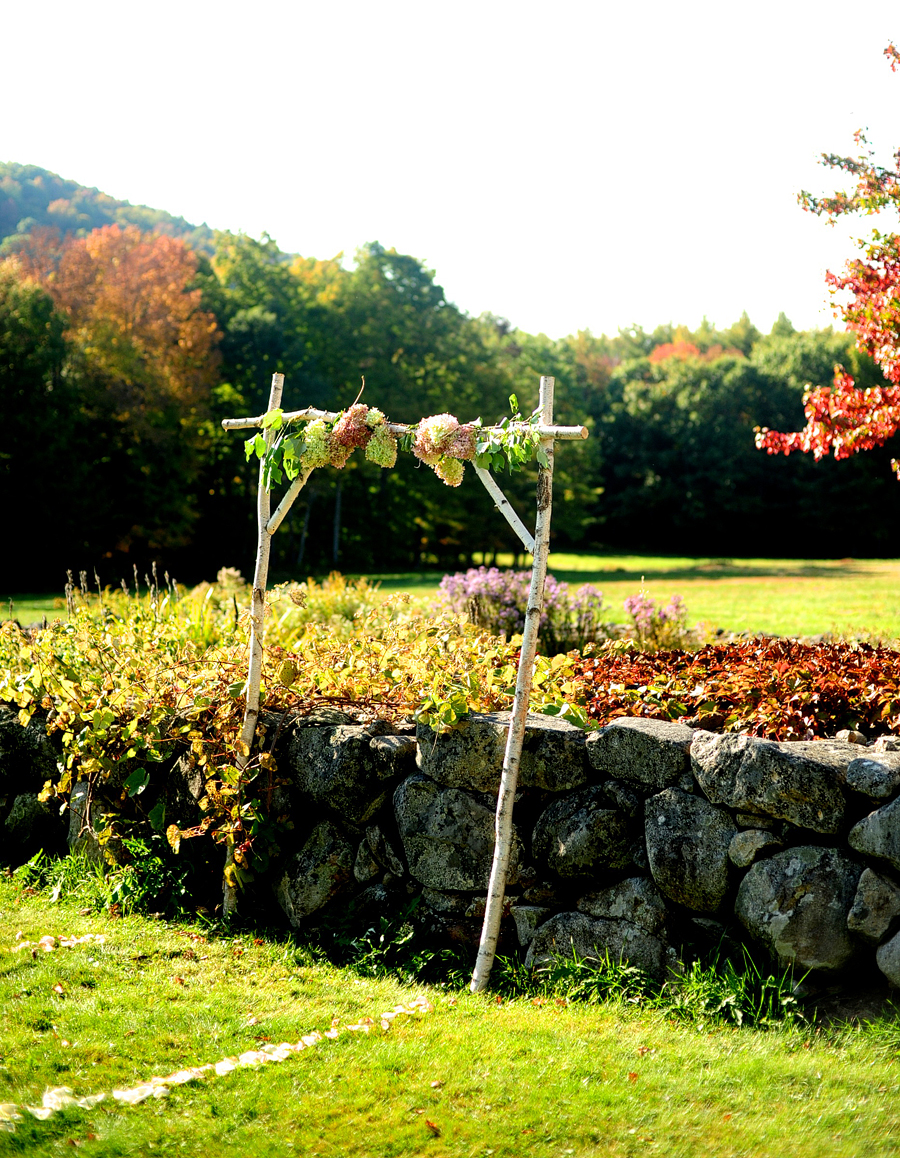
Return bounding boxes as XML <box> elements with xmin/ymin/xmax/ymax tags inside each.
<box><xmin>245</xmin><ymin>395</ymin><xmax>548</xmax><ymax>490</ymax></box>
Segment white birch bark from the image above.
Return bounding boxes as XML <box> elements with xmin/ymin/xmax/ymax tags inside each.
<box><xmin>266</xmin><ymin>465</ymin><xmax>313</xmax><ymax>535</ymax></box>
<box><xmin>470</xmin><ymin>376</ymin><xmax>556</xmax><ymax>993</ymax></box>
<box><xmin>473</xmin><ymin>465</ymin><xmax>536</xmax><ymax>554</ymax></box>
<box><xmin>223</xmin><ymin>372</ymin><xmax>284</xmax><ymax>916</ymax></box>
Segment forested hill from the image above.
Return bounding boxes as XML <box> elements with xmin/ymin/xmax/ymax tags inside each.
<box><xmin>0</xmin><ymin>162</ymin><xmax>216</xmax><ymax>253</ymax></box>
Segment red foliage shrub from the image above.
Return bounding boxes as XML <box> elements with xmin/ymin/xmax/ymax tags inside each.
<box><xmin>572</xmin><ymin>639</ymin><xmax>900</xmax><ymax>741</ymax></box>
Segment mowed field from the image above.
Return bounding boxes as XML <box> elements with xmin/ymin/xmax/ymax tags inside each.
<box><xmin>6</xmin><ymin>556</ymin><xmax>900</xmax><ymax>640</ymax></box>
<box><xmin>375</xmin><ymin>555</ymin><xmax>900</xmax><ymax>641</ymax></box>
<box><xmin>3</xmin><ymin>880</ymin><xmax>900</xmax><ymax>1158</ymax></box>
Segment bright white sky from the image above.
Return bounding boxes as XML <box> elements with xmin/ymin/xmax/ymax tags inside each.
<box><xmin>4</xmin><ymin>0</ymin><xmax>899</xmax><ymax>339</ymax></box>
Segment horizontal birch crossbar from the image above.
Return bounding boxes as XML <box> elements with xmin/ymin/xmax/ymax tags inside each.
<box><xmin>221</xmin><ymin>407</ymin><xmax>588</xmax><ymax>441</ymax></box>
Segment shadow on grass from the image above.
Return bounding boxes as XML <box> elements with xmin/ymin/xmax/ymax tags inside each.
<box><xmin>358</xmin><ymin>559</ymin><xmax>882</xmax><ymax>590</ymax></box>
<box><xmin>553</xmin><ymin>558</ymin><xmax>888</xmax><ymax>584</ymax></box>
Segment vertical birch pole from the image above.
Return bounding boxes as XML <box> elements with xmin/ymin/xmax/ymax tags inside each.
<box><xmin>223</xmin><ymin>371</ymin><xmax>284</xmax><ymax>916</ymax></box>
<box><xmin>470</xmin><ymin>375</ymin><xmax>555</xmax><ymax>992</ymax></box>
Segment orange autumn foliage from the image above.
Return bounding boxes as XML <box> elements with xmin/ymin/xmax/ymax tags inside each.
<box><xmin>648</xmin><ymin>339</ymin><xmax>701</xmax><ymax>363</ymax></box>
<box><xmin>15</xmin><ymin>224</ymin><xmax>220</xmax><ymax>426</ymax></box>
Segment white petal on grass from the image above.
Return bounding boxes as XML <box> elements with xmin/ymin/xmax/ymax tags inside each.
<box><xmin>2</xmin><ymin>982</ymin><xmax>435</xmax><ymax>1132</ymax></box>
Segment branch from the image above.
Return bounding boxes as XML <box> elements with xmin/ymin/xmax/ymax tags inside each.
<box><xmin>473</xmin><ymin>465</ymin><xmax>536</xmax><ymax>554</ymax></box>
<box><xmin>222</xmin><ymin>407</ymin><xmax>588</xmax><ymax>441</ymax></box>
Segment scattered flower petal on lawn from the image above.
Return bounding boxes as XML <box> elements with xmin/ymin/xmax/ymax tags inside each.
<box><xmin>0</xmin><ymin>956</ymin><xmax>435</xmax><ymax>1134</ymax></box>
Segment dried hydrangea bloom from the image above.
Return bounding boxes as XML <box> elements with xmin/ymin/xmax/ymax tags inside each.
<box><xmin>301</xmin><ymin>419</ymin><xmax>332</xmax><ymax>469</ymax></box>
<box><xmin>447</xmin><ymin>423</ymin><xmax>476</xmax><ymax>461</ymax></box>
<box><xmin>413</xmin><ymin>413</ymin><xmax>459</xmax><ymax>465</ymax></box>
<box><xmin>365</xmin><ymin>407</ymin><xmax>386</xmax><ymax>427</ymax></box>
<box><xmin>332</xmin><ymin>403</ymin><xmax>372</xmax><ymax>449</ymax></box>
<box><xmin>329</xmin><ymin>440</ymin><xmax>353</xmax><ymax>469</ymax></box>
<box><xmin>365</xmin><ymin>423</ymin><xmax>398</xmax><ymax>468</ymax></box>
<box><xmin>435</xmin><ymin>455</ymin><xmax>465</xmax><ymax>486</ymax></box>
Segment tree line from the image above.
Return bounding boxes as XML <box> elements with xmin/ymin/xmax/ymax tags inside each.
<box><xmin>2</xmin><ymin>211</ymin><xmax>900</xmax><ymax>592</ymax></box>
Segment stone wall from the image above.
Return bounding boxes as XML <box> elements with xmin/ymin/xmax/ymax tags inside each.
<box><xmin>6</xmin><ymin>701</ymin><xmax>900</xmax><ymax>988</ymax></box>
<box><xmin>268</xmin><ymin>709</ymin><xmax>900</xmax><ymax>987</ymax></box>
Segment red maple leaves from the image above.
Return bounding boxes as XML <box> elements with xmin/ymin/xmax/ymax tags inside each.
<box><xmin>756</xmin><ymin>43</ymin><xmax>900</xmax><ymax>477</ymax></box>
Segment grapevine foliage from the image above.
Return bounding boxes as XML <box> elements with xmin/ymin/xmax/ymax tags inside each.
<box><xmin>0</xmin><ymin>584</ymin><xmax>581</xmax><ymax>881</ymax></box>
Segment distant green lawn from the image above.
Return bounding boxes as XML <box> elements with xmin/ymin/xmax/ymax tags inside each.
<box><xmin>7</xmin><ymin>555</ymin><xmax>900</xmax><ymax>639</ymax></box>
<box><xmin>373</xmin><ymin>555</ymin><xmax>900</xmax><ymax>641</ymax></box>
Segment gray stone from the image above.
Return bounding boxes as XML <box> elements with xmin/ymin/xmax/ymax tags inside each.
<box><xmin>691</xmin><ymin>732</ymin><xmax>851</xmax><ymax>833</ymax></box>
<box><xmin>416</xmin><ymin>712</ymin><xmax>588</xmax><ymax>794</ymax></box>
<box><xmin>532</xmin><ymin>786</ymin><xmax>631</xmax><ymax>878</ymax></box>
<box><xmin>735</xmin><ymin>811</ymin><xmax>777</xmax><ymax>829</ymax></box>
<box><xmin>876</xmin><ymin>930</ymin><xmax>900</xmax><ymax>985</ymax></box>
<box><xmin>2</xmin><ymin>793</ymin><xmax>65</xmax><ymax>864</ymax></box>
<box><xmin>393</xmin><ymin>774</ymin><xmax>521</xmax><ymax>891</ymax></box>
<box><xmin>645</xmin><ymin>788</ymin><xmax>735</xmax><ymax>912</ymax></box>
<box><xmin>165</xmin><ymin>754</ymin><xmax>205</xmax><ymax>827</ymax></box>
<box><xmin>874</xmin><ymin>736</ymin><xmax>900</xmax><ymax>753</ymax></box>
<box><xmin>351</xmin><ymin>882</ymin><xmax>401</xmax><ymax>923</ymax></box>
<box><xmin>847</xmin><ymin>868</ymin><xmax>900</xmax><ymax>945</ymax></box>
<box><xmin>169</xmin><ymin>753</ymin><xmax>204</xmax><ymax>801</ymax></box>
<box><xmin>691</xmin><ymin>916</ymin><xmax>729</xmax><ymax>942</ymax></box>
<box><xmin>586</xmin><ymin>717</ymin><xmax>693</xmax><ymax>790</ymax></box>
<box><xmin>0</xmin><ymin>706</ymin><xmax>56</xmax><ymax>797</ymax></box>
<box><xmin>845</xmin><ymin>754</ymin><xmax>900</xmax><ymax>801</ymax></box>
<box><xmin>629</xmin><ymin>836</ymin><xmax>650</xmax><ymax>873</ymax></box>
<box><xmin>601</xmin><ymin>780</ymin><xmax>642</xmax><ymax>819</ymax></box>
<box><xmin>421</xmin><ymin>887</ymin><xmax>469</xmax><ymax>914</ymax></box>
<box><xmin>735</xmin><ymin>846</ymin><xmax>863</xmax><ymax>973</ymax></box>
<box><xmin>67</xmin><ymin>779</ymin><xmax>92</xmax><ymax>848</ymax></box>
<box><xmin>849</xmin><ymin>797</ymin><xmax>900</xmax><ymax>871</ymax></box>
<box><xmin>275</xmin><ymin>821</ymin><xmax>355</xmax><ymax>924</ymax></box>
<box><xmin>835</xmin><ymin>729</ymin><xmax>867</xmax><ymax>746</ymax></box>
<box><xmin>522</xmin><ymin>880</ymin><xmax>566</xmax><ymax>906</ymax></box>
<box><xmin>362</xmin><ymin>824</ymin><xmax>405</xmax><ymax>877</ymax></box>
<box><xmin>577</xmin><ymin>876</ymin><xmax>667</xmax><ymax>935</ymax></box>
<box><xmin>353</xmin><ymin>840</ymin><xmax>381</xmax><ymax>884</ymax></box>
<box><xmin>66</xmin><ymin>779</ymin><xmax>103</xmax><ymax>860</ymax></box>
<box><xmin>511</xmin><ymin>905</ymin><xmax>553</xmax><ymax>947</ymax></box>
<box><xmin>524</xmin><ymin>911</ymin><xmax>672</xmax><ymax>980</ymax></box>
<box><xmin>728</xmin><ymin>829</ymin><xmax>783</xmax><ymax>868</ymax></box>
<box><xmin>292</xmin><ymin>708</ymin><xmax>352</xmax><ymax>726</ymax></box>
<box><xmin>370</xmin><ymin>734</ymin><xmax>417</xmax><ymax>780</ymax></box>
<box><xmin>287</xmin><ymin>725</ymin><xmax>394</xmax><ymax>826</ymax></box>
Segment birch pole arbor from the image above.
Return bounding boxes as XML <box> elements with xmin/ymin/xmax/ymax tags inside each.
<box><xmin>470</xmin><ymin>375</ymin><xmax>555</xmax><ymax>992</ymax></box>
<box><xmin>222</xmin><ymin>374</ymin><xmax>587</xmax><ymax>986</ymax></box>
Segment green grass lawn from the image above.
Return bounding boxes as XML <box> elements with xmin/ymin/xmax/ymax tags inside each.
<box><xmin>373</xmin><ymin>555</ymin><xmax>900</xmax><ymax>641</ymax></box>
<box><xmin>8</xmin><ymin>555</ymin><xmax>900</xmax><ymax>639</ymax></box>
<box><xmin>2</xmin><ymin>876</ymin><xmax>900</xmax><ymax>1157</ymax></box>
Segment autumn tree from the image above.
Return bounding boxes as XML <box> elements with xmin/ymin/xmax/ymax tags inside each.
<box><xmin>756</xmin><ymin>44</ymin><xmax>900</xmax><ymax>473</ymax></box>
<box><xmin>12</xmin><ymin>225</ymin><xmax>221</xmax><ymax>567</ymax></box>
